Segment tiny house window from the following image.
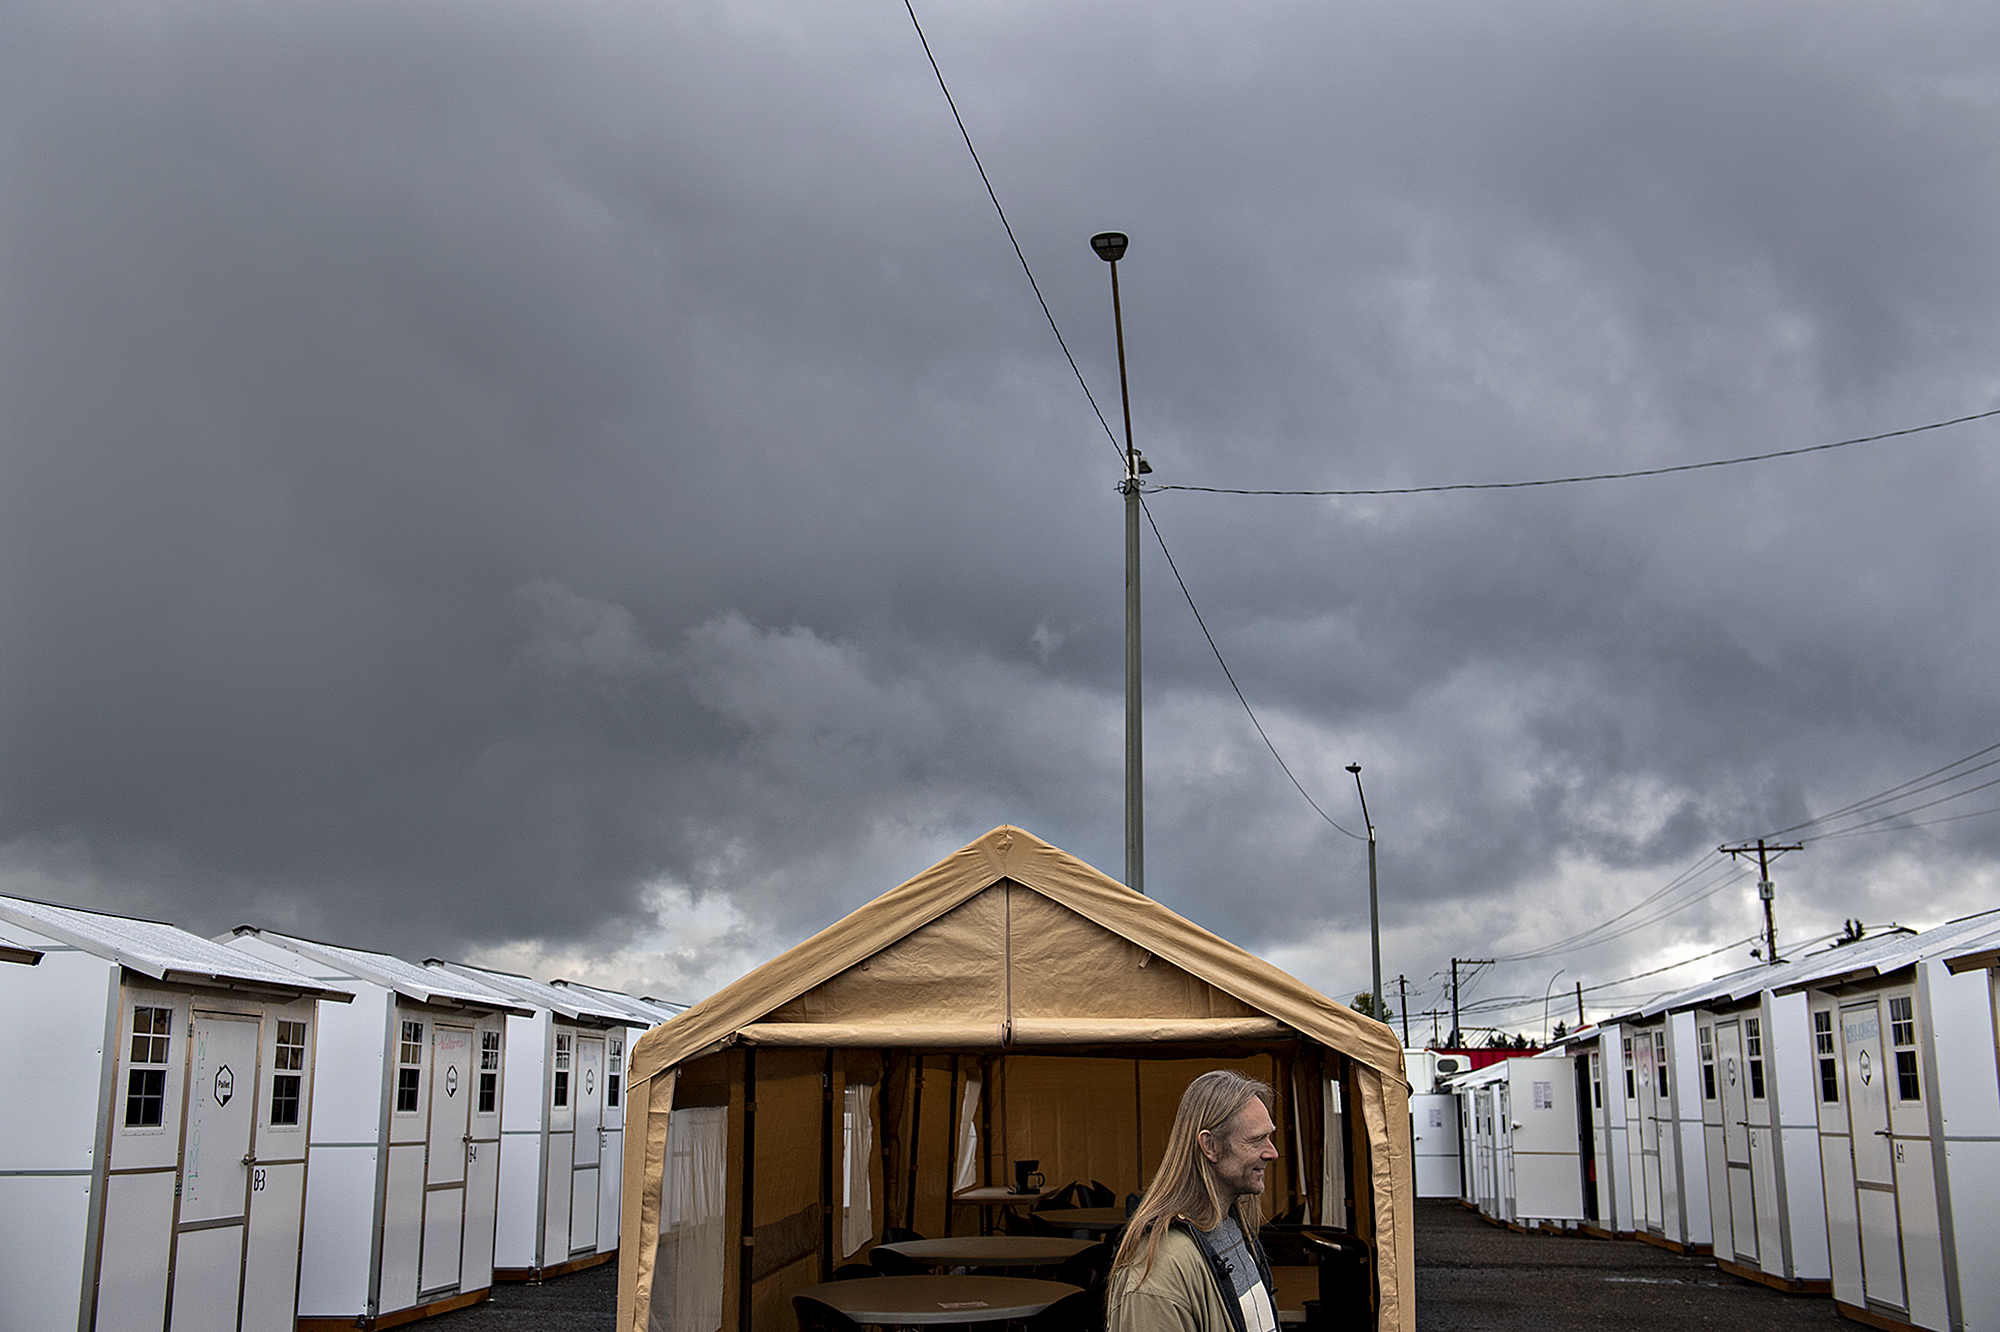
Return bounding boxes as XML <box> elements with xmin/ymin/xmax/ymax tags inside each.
<box><xmin>125</xmin><ymin>1006</ymin><xmax>173</xmax><ymax>1127</ymax></box>
<box><xmin>1622</xmin><ymin>1038</ymin><xmax>1635</xmax><ymax>1099</ymax></box>
<box><xmin>1889</xmin><ymin>996</ymin><xmax>1921</xmax><ymax>1101</ymax></box>
<box><xmin>554</xmin><ymin>1033</ymin><xmax>572</xmax><ymax>1108</ymax></box>
<box><xmin>1814</xmin><ymin>1011</ymin><xmax>1839</xmax><ymax>1103</ymax></box>
<box><xmin>271</xmin><ymin>1020</ymin><xmax>307</xmax><ymax>1125</ymax></box>
<box><xmin>1653</xmin><ymin>1032</ymin><xmax>1669</xmax><ymax>1098</ymax></box>
<box><xmin>1699</xmin><ymin>1026</ymin><xmax>1717</xmax><ymax>1100</ymax></box>
<box><xmin>478</xmin><ymin>1031</ymin><xmax>501</xmax><ymax>1113</ymax></box>
<box><xmin>396</xmin><ymin>1020</ymin><xmax>423</xmax><ymax>1112</ymax></box>
<box><xmin>1746</xmin><ymin>1018</ymin><xmax>1766</xmax><ymax>1100</ymax></box>
<box><xmin>608</xmin><ymin>1037</ymin><xmax>624</xmax><ymax>1109</ymax></box>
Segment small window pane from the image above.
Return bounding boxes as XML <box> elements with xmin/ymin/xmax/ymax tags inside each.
<box><xmin>130</xmin><ymin>1006</ymin><xmax>173</xmax><ymax>1067</ymax></box>
<box><xmin>125</xmin><ymin>1068</ymin><xmax>166</xmax><ymax>1127</ymax></box>
<box><xmin>1889</xmin><ymin>996</ymin><xmax>1916</xmax><ymax>1048</ymax></box>
<box><xmin>1896</xmin><ymin>1050</ymin><xmax>1921</xmax><ymax>1102</ymax></box>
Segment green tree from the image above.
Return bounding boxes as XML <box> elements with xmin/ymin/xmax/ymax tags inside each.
<box><xmin>1350</xmin><ymin>992</ymin><xmax>1396</xmax><ymax>1024</ymax></box>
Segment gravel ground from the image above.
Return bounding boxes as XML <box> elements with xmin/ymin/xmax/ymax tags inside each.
<box><xmin>424</xmin><ymin>1200</ymin><xmax>1850</xmax><ymax>1330</ymax></box>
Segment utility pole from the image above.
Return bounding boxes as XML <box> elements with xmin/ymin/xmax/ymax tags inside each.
<box><xmin>1397</xmin><ymin>974</ymin><xmax>1410</xmax><ymax>1048</ymax></box>
<box><xmin>1451</xmin><ymin>958</ymin><xmax>1493</xmax><ymax>1047</ymax></box>
<box><xmin>1422</xmin><ymin>1008</ymin><xmax>1447</xmax><ymax>1044</ymax></box>
<box><xmin>1719</xmin><ymin>836</ymin><xmax>1803</xmax><ymax>964</ymax></box>
<box><xmin>1575</xmin><ymin>980</ymin><xmax>1584</xmax><ymax>1027</ymax></box>
<box><xmin>1092</xmin><ymin>231</ymin><xmax>1146</xmax><ymax>895</ymax></box>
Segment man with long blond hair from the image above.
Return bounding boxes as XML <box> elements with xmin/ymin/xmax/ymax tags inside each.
<box><xmin>1107</xmin><ymin>1070</ymin><xmax>1280</xmax><ymax>1332</ymax></box>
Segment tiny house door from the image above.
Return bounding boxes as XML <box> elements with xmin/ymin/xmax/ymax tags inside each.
<box><xmin>1635</xmin><ymin>1031</ymin><xmax>1664</xmax><ymax>1232</ymax></box>
<box><xmin>420</xmin><ymin>1024</ymin><xmax>475</xmax><ymax>1296</ymax></box>
<box><xmin>1841</xmin><ymin>1000</ymin><xmax>1906</xmax><ymax>1310</ymax></box>
<box><xmin>1715</xmin><ymin>1019</ymin><xmax>1757</xmax><ymax>1263</ymax></box>
<box><xmin>597</xmin><ymin>1034</ymin><xmax>627</xmax><ymax>1247</ymax></box>
<box><xmin>167</xmin><ymin>1010</ymin><xmax>260</xmax><ymax>1332</ymax></box>
<box><xmin>569</xmin><ymin>1036</ymin><xmax>606</xmax><ymax>1253</ymax></box>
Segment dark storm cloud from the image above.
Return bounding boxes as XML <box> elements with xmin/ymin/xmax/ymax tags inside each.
<box><xmin>3</xmin><ymin>0</ymin><xmax>1999</xmax><ymax>1011</ymax></box>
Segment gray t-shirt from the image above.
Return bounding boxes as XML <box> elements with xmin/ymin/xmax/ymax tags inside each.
<box><xmin>1208</xmin><ymin>1214</ymin><xmax>1259</xmax><ymax>1300</ymax></box>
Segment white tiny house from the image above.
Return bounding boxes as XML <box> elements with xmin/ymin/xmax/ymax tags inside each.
<box><xmin>1654</xmin><ymin>958</ymin><xmax>1831</xmax><ymax>1294</ymax></box>
<box><xmin>0</xmin><ymin>895</ymin><xmax>351</xmax><ymax>1332</ymax></box>
<box><xmin>1782</xmin><ymin>912</ymin><xmax>2000</xmax><ymax>1332</ymax></box>
<box><xmin>426</xmin><ymin>960</ymin><xmax>656</xmax><ymax>1280</ymax></box>
<box><xmin>1450</xmin><ymin>1053</ymin><xmax>1583</xmax><ymax>1229</ymax></box>
<box><xmin>1606</xmin><ymin>1004</ymin><xmax>1710</xmax><ymax>1253</ymax></box>
<box><xmin>222</xmin><ymin>928</ymin><xmax>532</xmax><ymax>1330</ymax></box>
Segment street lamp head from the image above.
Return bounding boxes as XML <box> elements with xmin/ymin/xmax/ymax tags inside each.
<box><xmin>1345</xmin><ymin>763</ymin><xmax>1361</xmax><ymax>775</ymax></box>
<box><xmin>1091</xmin><ymin>232</ymin><xmax>1129</xmax><ymax>263</ymax></box>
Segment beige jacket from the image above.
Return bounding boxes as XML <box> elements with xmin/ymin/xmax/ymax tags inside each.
<box><xmin>1107</xmin><ymin>1223</ymin><xmax>1273</xmax><ymax>1332</ymax></box>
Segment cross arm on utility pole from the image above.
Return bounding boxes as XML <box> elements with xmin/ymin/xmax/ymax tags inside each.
<box><xmin>1719</xmin><ymin>837</ymin><xmax>1804</xmax><ymax>964</ymax></box>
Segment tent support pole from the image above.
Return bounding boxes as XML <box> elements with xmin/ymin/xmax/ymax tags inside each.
<box><xmin>943</xmin><ymin>1057</ymin><xmax>961</xmax><ymax>1236</ymax></box>
<box><xmin>1279</xmin><ymin>1049</ymin><xmax>1303</xmax><ymax>1216</ymax></box>
<box><xmin>739</xmin><ymin>1046</ymin><xmax>756</xmax><ymax>1332</ymax></box>
<box><xmin>820</xmin><ymin>1050</ymin><xmax>834</xmax><ymax>1278</ymax></box>
<box><xmin>905</xmin><ymin>1056</ymin><xmax>925</xmax><ymax>1232</ymax></box>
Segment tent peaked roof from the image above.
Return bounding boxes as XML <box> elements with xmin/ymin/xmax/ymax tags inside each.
<box><xmin>631</xmin><ymin>825</ymin><xmax>1403</xmax><ymax>1084</ymax></box>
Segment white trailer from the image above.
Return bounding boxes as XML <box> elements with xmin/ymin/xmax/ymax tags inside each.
<box><xmin>1780</xmin><ymin>911</ymin><xmax>2000</xmax><ymax>1332</ymax></box>
<box><xmin>1403</xmin><ymin>1049</ymin><xmax>1466</xmax><ymax>1199</ymax></box>
<box><xmin>426</xmin><ymin>960</ymin><xmax>655</xmax><ymax>1280</ymax></box>
<box><xmin>221</xmin><ymin>928</ymin><xmax>532</xmax><ymax>1330</ymax></box>
<box><xmin>0</xmin><ymin>894</ymin><xmax>351</xmax><ymax>1332</ymax></box>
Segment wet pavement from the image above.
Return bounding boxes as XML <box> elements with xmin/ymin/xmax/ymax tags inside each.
<box><xmin>429</xmin><ymin>1200</ymin><xmax>1847</xmax><ymax>1330</ymax></box>
<box><xmin>1413</xmin><ymin>1199</ymin><xmax>1840</xmax><ymax>1331</ymax></box>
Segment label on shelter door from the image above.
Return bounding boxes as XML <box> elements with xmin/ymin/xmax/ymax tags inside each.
<box><xmin>585</xmin><ymin>1069</ymin><xmax>595</xmax><ymax>1095</ymax></box>
<box><xmin>1532</xmin><ymin>1081</ymin><xmax>1553</xmax><ymax>1110</ymax></box>
<box><xmin>446</xmin><ymin>1065</ymin><xmax>459</xmax><ymax>1097</ymax></box>
<box><xmin>1858</xmin><ymin>1050</ymin><xmax>1873</xmax><ymax>1085</ymax></box>
<box><xmin>214</xmin><ymin>1065</ymin><xmax>234</xmax><ymax>1107</ymax></box>
<box><xmin>1429</xmin><ymin>1108</ymin><xmax>1444</xmax><ymax>1127</ymax></box>
<box><xmin>1845</xmin><ymin>1013</ymin><xmax>1880</xmax><ymax>1045</ymax></box>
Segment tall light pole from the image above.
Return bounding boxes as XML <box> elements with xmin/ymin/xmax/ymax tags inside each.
<box><xmin>1093</xmin><ymin>231</ymin><xmax>1145</xmax><ymax>895</ymax></box>
<box><xmin>1542</xmin><ymin>968</ymin><xmax>1567</xmax><ymax>1046</ymax></box>
<box><xmin>1346</xmin><ymin>763</ymin><xmax>1380</xmax><ymax>1019</ymax></box>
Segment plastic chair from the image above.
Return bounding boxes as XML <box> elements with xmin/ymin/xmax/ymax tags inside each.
<box><xmin>869</xmin><ymin>1246</ymin><xmax>929</xmax><ymax>1275</ymax></box>
<box><xmin>1024</xmin><ymin>1288</ymin><xmax>1100</xmax><ymax>1332</ymax></box>
<box><xmin>794</xmin><ymin>1295</ymin><xmax>865</xmax><ymax>1332</ymax></box>
<box><xmin>1052</xmin><ymin>1241</ymin><xmax>1112</xmax><ymax>1293</ymax></box>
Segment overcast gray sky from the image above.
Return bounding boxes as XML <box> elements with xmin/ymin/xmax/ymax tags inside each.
<box><xmin>5</xmin><ymin>0</ymin><xmax>1999</xmax><ymax>1032</ymax></box>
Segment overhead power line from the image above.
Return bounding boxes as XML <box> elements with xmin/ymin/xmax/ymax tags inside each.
<box><xmin>1767</xmin><ymin>740</ymin><xmax>2000</xmax><ymax>839</ymax></box>
<box><xmin>901</xmin><ymin>1</ymin><xmax>1359</xmax><ymax>842</ymax></box>
<box><xmin>900</xmin><ymin>1</ymin><xmax>1127</xmax><ymax>473</ymax></box>
<box><xmin>1150</xmin><ymin>408</ymin><xmax>2000</xmax><ymax>498</ymax></box>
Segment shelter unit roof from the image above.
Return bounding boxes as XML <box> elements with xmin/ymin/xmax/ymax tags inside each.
<box><xmin>426</xmin><ymin>959</ymin><xmax>639</xmax><ymax>1027</ymax></box>
<box><xmin>550</xmin><ymin>978</ymin><xmax>683</xmax><ymax>1025</ymax></box>
<box><xmin>0</xmin><ymin>894</ymin><xmax>353</xmax><ymax>1000</ymax></box>
<box><xmin>227</xmin><ymin>926</ymin><xmax>531</xmax><ymax>1016</ymax></box>
<box><xmin>1775</xmin><ymin>909</ymin><xmax>2000</xmax><ymax>994</ymax></box>
<box><xmin>1638</xmin><ymin>957</ymin><xmax>1811</xmax><ymax>1020</ymax></box>
<box><xmin>632</xmin><ymin>825</ymin><xmax>1404</xmax><ymax>1085</ymax></box>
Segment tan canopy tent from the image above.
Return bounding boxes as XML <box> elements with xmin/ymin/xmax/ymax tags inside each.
<box><xmin>617</xmin><ymin>826</ymin><xmax>1414</xmax><ymax>1332</ymax></box>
